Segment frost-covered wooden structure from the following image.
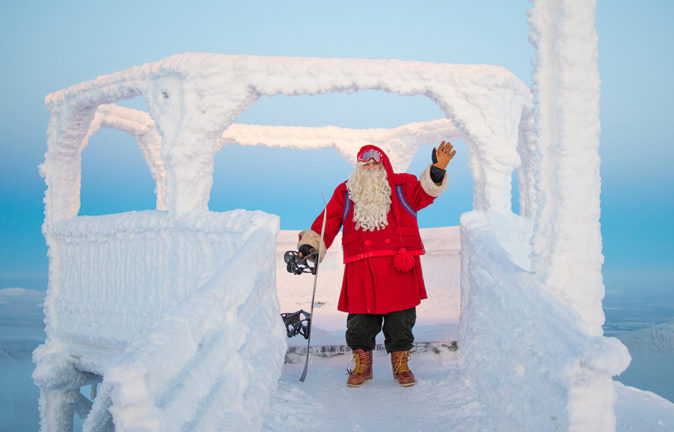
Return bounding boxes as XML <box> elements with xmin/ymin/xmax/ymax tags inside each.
<box><xmin>34</xmin><ymin>1</ymin><xmax>630</xmax><ymax>431</ymax></box>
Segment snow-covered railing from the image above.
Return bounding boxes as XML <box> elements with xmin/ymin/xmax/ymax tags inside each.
<box><xmin>43</xmin><ymin>210</ymin><xmax>276</xmax><ymax>352</ymax></box>
<box><xmin>459</xmin><ymin>211</ymin><xmax>630</xmax><ymax>431</ymax></box>
<box><xmin>79</xmin><ymin>225</ymin><xmax>286</xmax><ymax>431</ymax></box>
<box><xmin>35</xmin><ymin>209</ymin><xmax>284</xmax><ymax>431</ymax></box>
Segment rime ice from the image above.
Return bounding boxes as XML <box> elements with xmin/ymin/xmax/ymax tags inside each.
<box><xmin>31</xmin><ymin>1</ymin><xmax>654</xmax><ymax>430</ymax></box>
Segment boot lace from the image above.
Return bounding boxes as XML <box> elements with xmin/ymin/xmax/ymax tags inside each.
<box><xmin>347</xmin><ymin>350</ymin><xmax>370</xmax><ymax>375</ymax></box>
<box><xmin>392</xmin><ymin>351</ymin><xmax>411</xmax><ymax>375</ymax></box>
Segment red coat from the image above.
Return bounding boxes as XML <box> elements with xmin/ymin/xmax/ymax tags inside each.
<box><xmin>305</xmin><ymin>145</ymin><xmax>445</xmax><ymax>315</ymax></box>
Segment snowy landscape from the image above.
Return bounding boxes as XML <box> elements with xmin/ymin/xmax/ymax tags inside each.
<box><xmin>1</xmin><ymin>1</ymin><xmax>673</xmax><ymax>431</ymax></box>
<box><xmin>2</xmin><ymin>267</ymin><xmax>674</xmax><ymax>431</ymax></box>
<box><xmin>1</xmin><ymin>230</ymin><xmax>673</xmax><ymax>431</ymax></box>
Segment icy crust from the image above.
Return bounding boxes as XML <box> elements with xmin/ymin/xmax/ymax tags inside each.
<box><xmin>35</xmin><ymin>210</ymin><xmax>283</xmax><ymax>431</ymax></box>
<box><xmin>45</xmin><ymin>54</ymin><xmax>528</xmax><ymax>112</ymax></box>
<box><xmin>527</xmin><ymin>0</ymin><xmax>606</xmax><ymax>336</ymax></box>
<box><xmin>98</xmin><ymin>228</ymin><xmax>286</xmax><ymax>432</ymax></box>
<box><xmin>477</xmin><ymin>210</ymin><xmax>535</xmax><ymax>271</ymax></box>
<box><xmin>221</xmin><ymin>118</ymin><xmax>463</xmax><ymax>173</ymax></box>
<box><xmin>459</xmin><ymin>211</ymin><xmax>630</xmax><ymax>432</ymax></box>
<box><xmin>43</xmin><ymin>209</ymin><xmax>278</xmax><ymax>351</ymax></box>
<box><xmin>41</xmin><ymin>53</ymin><xmax>532</xmax><ymax>225</ymax></box>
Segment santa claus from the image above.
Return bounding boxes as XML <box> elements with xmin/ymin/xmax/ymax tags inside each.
<box><xmin>297</xmin><ymin>141</ymin><xmax>455</xmax><ymax>387</ymax></box>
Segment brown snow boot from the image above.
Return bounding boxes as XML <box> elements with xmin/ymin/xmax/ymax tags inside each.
<box><xmin>391</xmin><ymin>350</ymin><xmax>415</xmax><ymax>387</ymax></box>
<box><xmin>347</xmin><ymin>349</ymin><xmax>373</xmax><ymax>388</ymax></box>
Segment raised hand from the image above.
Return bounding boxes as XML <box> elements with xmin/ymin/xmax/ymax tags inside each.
<box><xmin>432</xmin><ymin>141</ymin><xmax>456</xmax><ymax>170</ymax></box>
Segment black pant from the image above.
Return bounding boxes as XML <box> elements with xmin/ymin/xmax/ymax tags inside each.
<box><xmin>345</xmin><ymin>307</ymin><xmax>416</xmax><ymax>353</ymax></box>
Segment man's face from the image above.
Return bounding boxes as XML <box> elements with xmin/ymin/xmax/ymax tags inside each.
<box><xmin>362</xmin><ymin>159</ymin><xmax>382</xmax><ymax>171</ymax></box>
<box><xmin>358</xmin><ymin>149</ymin><xmax>383</xmax><ymax>172</ymax></box>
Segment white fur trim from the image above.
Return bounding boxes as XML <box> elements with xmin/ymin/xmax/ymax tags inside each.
<box><xmin>297</xmin><ymin>229</ymin><xmax>327</xmax><ymax>262</ymax></box>
<box><xmin>420</xmin><ymin>164</ymin><xmax>449</xmax><ymax>197</ymax></box>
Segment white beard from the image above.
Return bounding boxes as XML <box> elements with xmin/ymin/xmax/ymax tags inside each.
<box><xmin>346</xmin><ymin>164</ymin><xmax>391</xmax><ymax>231</ymax></box>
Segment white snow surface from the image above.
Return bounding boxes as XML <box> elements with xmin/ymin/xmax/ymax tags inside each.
<box><xmin>460</xmin><ymin>211</ymin><xmax>630</xmax><ymax>431</ymax></box>
<box><xmin>3</xmin><ymin>286</ymin><xmax>674</xmax><ymax>431</ymax></box>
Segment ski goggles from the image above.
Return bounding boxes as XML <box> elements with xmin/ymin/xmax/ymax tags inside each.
<box><xmin>358</xmin><ymin>149</ymin><xmax>382</xmax><ymax>163</ymax></box>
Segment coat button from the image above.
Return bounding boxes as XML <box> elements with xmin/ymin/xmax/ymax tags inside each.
<box><xmin>364</xmin><ymin>240</ymin><xmax>372</xmax><ymax>246</ymax></box>
<box><xmin>384</xmin><ymin>238</ymin><xmax>391</xmax><ymax>244</ymax></box>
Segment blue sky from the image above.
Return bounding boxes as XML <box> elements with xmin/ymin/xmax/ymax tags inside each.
<box><xmin>0</xmin><ymin>0</ymin><xmax>672</xmax><ymax>293</ymax></box>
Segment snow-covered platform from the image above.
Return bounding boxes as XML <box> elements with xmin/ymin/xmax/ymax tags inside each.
<box><xmin>266</xmin><ymin>350</ymin><xmax>674</xmax><ymax>432</ymax></box>
<box><xmin>3</xmin><ymin>288</ymin><xmax>672</xmax><ymax>431</ymax></box>
<box><xmin>267</xmin><ymin>349</ymin><xmax>492</xmax><ymax>431</ymax></box>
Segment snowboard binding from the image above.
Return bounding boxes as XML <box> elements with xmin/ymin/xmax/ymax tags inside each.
<box><xmin>281</xmin><ymin>309</ymin><xmax>311</xmax><ymax>339</ymax></box>
<box><xmin>284</xmin><ymin>250</ymin><xmax>318</xmax><ymax>275</ymax></box>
